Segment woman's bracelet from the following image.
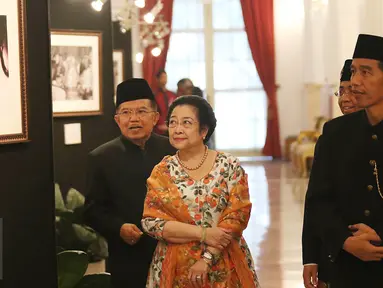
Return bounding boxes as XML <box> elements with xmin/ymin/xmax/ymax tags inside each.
<box><xmin>200</xmin><ymin>227</ymin><xmax>207</xmax><ymax>243</ymax></box>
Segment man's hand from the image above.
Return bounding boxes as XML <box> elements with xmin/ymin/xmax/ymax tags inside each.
<box><xmin>349</xmin><ymin>223</ymin><xmax>381</xmax><ymax>239</ymax></box>
<box><xmin>120</xmin><ymin>223</ymin><xmax>143</xmax><ymax>246</ymax></box>
<box><xmin>303</xmin><ymin>264</ymin><xmax>318</xmax><ymax>288</ymax></box>
<box><xmin>343</xmin><ymin>233</ymin><xmax>383</xmax><ymax>261</ymax></box>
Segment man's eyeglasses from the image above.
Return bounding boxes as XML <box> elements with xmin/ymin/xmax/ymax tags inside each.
<box><xmin>166</xmin><ymin>119</ymin><xmax>196</xmax><ymax>129</ymax></box>
<box><xmin>116</xmin><ymin>109</ymin><xmax>155</xmax><ymax>119</ymax></box>
<box><xmin>334</xmin><ymin>88</ymin><xmax>352</xmax><ymax>97</ymax></box>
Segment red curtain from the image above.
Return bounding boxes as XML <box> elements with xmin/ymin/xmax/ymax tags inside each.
<box><xmin>140</xmin><ymin>0</ymin><xmax>174</xmax><ymax>92</ymax></box>
<box><xmin>240</xmin><ymin>0</ymin><xmax>281</xmax><ymax>158</ymax></box>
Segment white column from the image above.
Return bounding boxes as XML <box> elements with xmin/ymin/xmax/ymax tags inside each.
<box><xmin>274</xmin><ymin>0</ymin><xmax>306</xmax><ymax>142</ymax></box>
<box><xmin>336</xmin><ymin>0</ymin><xmax>361</xmax><ymax>64</ymax></box>
<box><xmin>359</xmin><ymin>0</ymin><xmax>383</xmax><ymax>35</ymax></box>
<box><xmin>323</xmin><ymin>0</ymin><xmax>338</xmax><ymax>84</ymax></box>
<box><xmin>131</xmin><ymin>21</ymin><xmax>143</xmax><ymax>78</ymax></box>
<box><xmin>203</xmin><ymin>3</ymin><xmax>215</xmax><ymax>107</ymax></box>
<box><xmin>302</xmin><ymin>0</ymin><xmax>330</xmax><ymax>126</ymax></box>
<box><xmin>311</xmin><ymin>2</ymin><xmax>327</xmax><ymax>83</ymax></box>
<box><xmin>303</xmin><ymin>0</ymin><xmax>314</xmax><ymax>83</ymax></box>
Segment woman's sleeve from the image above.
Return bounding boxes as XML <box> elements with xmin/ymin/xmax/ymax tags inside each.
<box><xmin>218</xmin><ymin>157</ymin><xmax>252</xmax><ymax>235</ymax></box>
<box><xmin>141</xmin><ymin>217</ymin><xmax>167</xmax><ymax>241</ymax></box>
<box><xmin>141</xmin><ymin>161</ymin><xmax>172</xmax><ymax>241</ymax></box>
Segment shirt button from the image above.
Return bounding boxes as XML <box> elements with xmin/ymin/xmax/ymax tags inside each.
<box><xmin>364</xmin><ymin>210</ymin><xmax>371</xmax><ymax>217</ymax></box>
<box><xmin>372</xmin><ymin>134</ymin><xmax>378</xmax><ymax>140</ymax></box>
<box><xmin>370</xmin><ymin>160</ymin><xmax>376</xmax><ymax>166</ymax></box>
<box><xmin>368</xmin><ymin>185</ymin><xmax>374</xmax><ymax>191</ymax></box>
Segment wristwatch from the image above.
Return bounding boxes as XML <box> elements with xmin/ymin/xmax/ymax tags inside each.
<box><xmin>203</xmin><ymin>250</ymin><xmax>213</xmax><ymax>260</ymax></box>
<box><xmin>202</xmin><ymin>250</ymin><xmax>213</xmax><ymax>267</ymax></box>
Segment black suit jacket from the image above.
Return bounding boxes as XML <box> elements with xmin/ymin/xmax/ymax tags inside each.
<box><xmin>84</xmin><ymin>133</ymin><xmax>176</xmax><ymax>288</ymax></box>
<box><xmin>302</xmin><ymin>137</ymin><xmax>332</xmax><ymax>282</ymax></box>
<box><xmin>305</xmin><ymin>110</ymin><xmax>383</xmax><ymax>287</ymax></box>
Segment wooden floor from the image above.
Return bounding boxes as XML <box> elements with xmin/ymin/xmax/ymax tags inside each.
<box><xmin>242</xmin><ymin>160</ymin><xmax>306</xmax><ymax>288</ymax></box>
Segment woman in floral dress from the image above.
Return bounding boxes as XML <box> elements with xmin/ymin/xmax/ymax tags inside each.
<box><xmin>142</xmin><ymin>96</ymin><xmax>260</xmax><ymax>288</ymax></box>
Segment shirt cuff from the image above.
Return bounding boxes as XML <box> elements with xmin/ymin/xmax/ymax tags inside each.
<box><xmin>303</xmin><ymin>263</ymin><xmax>318</xmax><ymax>266</ymax></box>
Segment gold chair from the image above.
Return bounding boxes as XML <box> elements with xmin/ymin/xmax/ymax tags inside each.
<box><xmin>296</xmin><ymin>131</ymin><xmax>321</xmax><ymax>177</ymax></box>
<box><xmin>291</xmin><ymin>131</ymin><xmax>317</xmax><ymax>174</ymax></box>
<box><xmin>291</xmin><ymin>117</ymin><xmax>328</xmax><ymax>177</ymax></box>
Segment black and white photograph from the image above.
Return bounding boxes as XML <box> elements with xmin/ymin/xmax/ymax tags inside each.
<box><xmin>50</xmin><ymin>31</ymin><xmax>102</xmax><ymax>117</ymax></box>
<box><xmin>0</xmin><ymin>16</ymin><xmax>9</xmax><ymax>99</ymax></box>
<box><xmin>51</xmin><ymin>46</ymin><xmax>93</xmax><ymax>101</ymax></box>
<box><xmin>112</xmin><ymin>49</ymin><xmax>124</xmax><ymax>104</ymax></box>
<box><xmin>0</xmin><ymin>0</ymin><xmax>28</xmax><ymax>144</ymax></box>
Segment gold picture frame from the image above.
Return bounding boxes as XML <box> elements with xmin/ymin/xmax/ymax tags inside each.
<box><xmin>50</xmin><ymin>30</ymin><xmax>103</xmax><ymax>117</ymax></box>
<box><xmin>0</xmin><ymin>0</ymin><xmax>29</xmax><ymax>144</ymax></box>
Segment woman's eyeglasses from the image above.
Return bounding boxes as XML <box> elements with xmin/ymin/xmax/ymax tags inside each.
<box><xmin>166</xmin><ymin>119</ymin><xmax>196</xmax><ymax>129</ymax></box>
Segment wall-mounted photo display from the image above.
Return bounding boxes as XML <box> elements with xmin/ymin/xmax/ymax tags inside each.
<box><xmin>50</xmin><ymin>30</ymin><xmax>103</xmax><ymax>117</ymax></box>
<box><xmin>112</xmin><ymin>49</ymin><xmax>124</xmax><ymax>105</ymax></box>
<box><xmin>0</xmin><ymin>0</ymin><xmax>28</xmax><ymax>144</ymax></box>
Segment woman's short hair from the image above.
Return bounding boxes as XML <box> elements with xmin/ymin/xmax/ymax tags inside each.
<box><xmin>167</xmin><ymin>95</ymin><xmax>216</xmax><ymax>144</ymax></box>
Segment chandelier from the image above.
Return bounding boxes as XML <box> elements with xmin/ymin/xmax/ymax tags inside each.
<box><xmin>116</xmin><ymin>0</ymin><xmax>170</xmax><ymax>62</ymax></box>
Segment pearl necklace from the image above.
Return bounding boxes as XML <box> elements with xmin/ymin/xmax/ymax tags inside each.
<box><xmin>176</xmin><ymin>145</ymin><xmax>209</xmax><ymax>171</ymax></box>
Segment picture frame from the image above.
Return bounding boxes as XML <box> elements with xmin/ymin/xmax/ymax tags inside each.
<box><xmin>0</xmin><ymin>0</ymin><xmax>28</xmax><ymax>144</ymax></box>
<box><xmin>50</xmin><ymin>30</ymin><xmax>103</xmax><ymax>117</ymax></box>
<box><xmin>113</xmin><ymin>49</ymin><xmax>124</xmax><ymax>104</ymax></box>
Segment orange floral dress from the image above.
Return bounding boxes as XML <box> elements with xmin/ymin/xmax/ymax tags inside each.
<box><xmin>141</xmin><ymin>152</ymin><xmax>260</xmax><ymax>288</ymax></box>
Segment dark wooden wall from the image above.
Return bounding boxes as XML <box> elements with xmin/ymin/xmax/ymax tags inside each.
<box><xmin>0</xmin><ymin>0</ymin><xmax>57</xmax><ymax>287</ymax></box>
<box><xmin>50</xmin><ymin>0</ymin><xmax>122</xmax><ymax>196</ymax></box>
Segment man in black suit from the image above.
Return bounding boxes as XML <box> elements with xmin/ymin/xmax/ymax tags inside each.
<box><xmin>84</xmin><ymin>78</ymin><xmax>176</xmax><ymax>288</ymax></box>
<box><xmin>305</xmin><ymin>34</ymin><xmax>383</xmax><ymax>288</ymax></box>
<box><xmin>302</xmin><ymin>59</ymin><xmax>359</xmax><ymax>288</ymax></box>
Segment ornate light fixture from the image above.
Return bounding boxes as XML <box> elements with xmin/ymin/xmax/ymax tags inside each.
<box><xmin>116</xmin><ymin>0</ymin><xmax>170</xmax><ymax>61</ymax></box>
<box><xmin>91</xmin><ymin>0</ymin><xmax>105</xmax><ymax>12</ymax></box>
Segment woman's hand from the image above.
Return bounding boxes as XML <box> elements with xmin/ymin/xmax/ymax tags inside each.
<box><xmin>189</xmin><ymin>259</ymin><xmax>210</xmax><ymax>288</ymax></box>
<box><xmin>204</xmin><ymin>227</ymin><xmax>232</xmax><ymax>250</ymax></box>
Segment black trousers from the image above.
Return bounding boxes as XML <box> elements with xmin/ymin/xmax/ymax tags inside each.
<box><xmin>330</xmin><ymin>253</ymin><xmax>383</xmax><ymax>288</ymax></box>
<box><xmin>108</xmin><ymin>236</ymin><xmax>156</xmax><ymax>288</ymax></box>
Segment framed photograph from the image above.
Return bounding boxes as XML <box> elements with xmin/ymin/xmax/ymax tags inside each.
<box><xmin>0</xmin><ymin>0</ymin><xmax>28</xmax><ymax>144</ymax></box>
<box><xmin>113</xmin><ymin>49</ymin><xmax>124</xmax><ymax>104</ymax></box>
<box><xmin>50</xmin><ymin>30</ymin><xmax>102</xmax><ymax>117</ymax></box>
